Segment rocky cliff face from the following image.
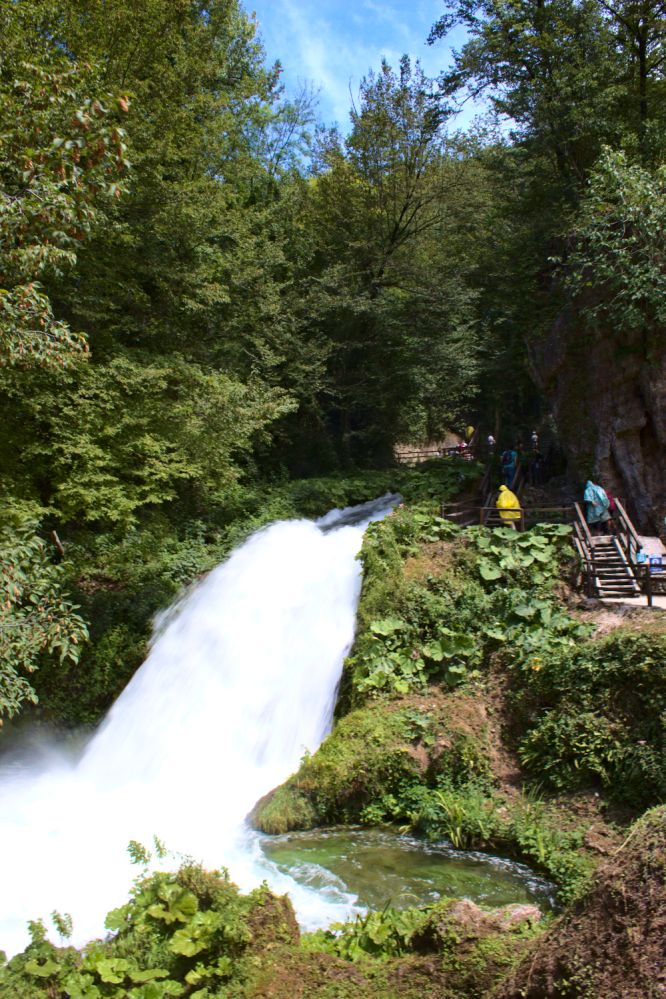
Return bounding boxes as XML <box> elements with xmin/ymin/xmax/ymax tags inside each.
<box><xmin>531</xmin><ymin>309</ymin><xmax>666</xmax><ymax>533</ymax></box>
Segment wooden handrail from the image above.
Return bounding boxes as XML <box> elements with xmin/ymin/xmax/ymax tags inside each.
<box><xmin>614</xmin><ymin>498</ymin><xmax>641</xmax><ymax>549</ymax></box>
<box><xmin>574</xmin><ymin>502</ymin><xmax>595</xmax><ymax>551</ymax></box>
<box><xmin>477</xmin><ymin>505</ymin><xmax>574</xmax><ymax>514</ymax></box>
<box><xmin>573</xmin><ymin>520</ymin><xmax>595</xmax><ymax>596</ymax></box>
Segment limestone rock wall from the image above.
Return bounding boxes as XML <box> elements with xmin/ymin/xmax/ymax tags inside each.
<box><xmin>531</xmin><ymin>310</ymin><xmax>666</xmax><ymax>534</ymax></box>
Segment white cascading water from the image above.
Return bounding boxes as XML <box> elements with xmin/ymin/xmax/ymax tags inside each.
<box><xmin>0</xmin><ymin>494</ymin><xmax>398</xmax><ymax>957</ymax></box>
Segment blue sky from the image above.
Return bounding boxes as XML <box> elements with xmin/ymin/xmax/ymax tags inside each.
<box><xmin>245</xmin><ymin>0</ymin><xmax>474</xmax><ymax>132</ymax></box>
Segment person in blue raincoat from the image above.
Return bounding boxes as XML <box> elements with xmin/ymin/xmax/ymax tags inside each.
<box><xmin>584</xmin><ymin>480</ymin><xmax>611</xmax><ymax>534</ymax></box>
<box><xmin>501</xmin><ymin>446</ymin><xmax>517</xmax><ymax>487</ymax></box>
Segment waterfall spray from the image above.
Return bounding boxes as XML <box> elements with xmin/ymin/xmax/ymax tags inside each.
<box><xmin>0</xmin><ymin>495</ymin><xmax>398</xmax><ymax>956</ymax></box>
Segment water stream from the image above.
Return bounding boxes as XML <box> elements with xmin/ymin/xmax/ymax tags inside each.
<box><xmin>0</xmin><ymin>496</ymin><xmax>549</xmax><ymax>958</ymax></box>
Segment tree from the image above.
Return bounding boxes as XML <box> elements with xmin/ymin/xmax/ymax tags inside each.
<box><xmin>563</xmin><ymin>147</ymin><xmax>666</xmax><ymax>340</ymax></box>
<box><xmin>295</xmin><ymin>58</ymin><xmax>482</xmax><ymax>463</ymax></box>
<box><xmin>430</xmin><ymin>0</ymin><xmax>624</xmax><ymax>189</ymax></box>
<box><xmin>0</xmin><ymin>0</ymin><xmax>308</xmax><ymax>526</ymax></box>
<box><xmin>0</xmin><ymin>522</ymin><xmax>88</xmax><ymax>721</ymax></box>
<box><xmin>0</xmin><ymin>54</ymin><xmax>130</xmax><ymax>369</ymax></box>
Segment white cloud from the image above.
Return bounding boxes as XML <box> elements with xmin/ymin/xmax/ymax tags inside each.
<box><xmin>249</xmin><ymin>0</ymin><xmax>479</xmax><ymax>131</ymax></box>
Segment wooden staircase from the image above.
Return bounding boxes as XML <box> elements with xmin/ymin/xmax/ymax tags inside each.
<box><xmin>588</xmin><ymin>535</ymin><xmax>640</xmax><ymax>598</ymax></box>
<box><xmin>440</xmin><ymin>458</ymin><xmax>494</xmax><ymax>527</ymax></box>
<box><xmin>573</xmin><ymin>501</ymin><xmax>641</xmax><ymax>599</ymax></box>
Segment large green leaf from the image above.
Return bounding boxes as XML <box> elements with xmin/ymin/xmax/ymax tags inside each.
<box><xmin>25</xmin><ymin>958</ymin><xmax>60</xmax><ymax>977</ymax></box>
<box><xmin>370</xmin><ymin>617</ymin><xmax>407</xmax><ymax>635</ymax></box>
<box><xmin>479</xmin><ymin>561</ymin><xmax>502</xmax><ymax>581</ymax></box>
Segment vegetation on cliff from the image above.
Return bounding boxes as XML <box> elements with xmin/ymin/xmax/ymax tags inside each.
<box><xmin>253</xmin><ymin>504</ymin><xmax>666</xmax><ymax>904</ymax></box>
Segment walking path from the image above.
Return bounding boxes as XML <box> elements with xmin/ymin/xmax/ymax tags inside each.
<box><xmin>601</xmin><ymin>594</ymin><xmax>666</xmax><ymax>609</ymax></box>
<box><xmin>638</xmin><ymin>535</ymin><xmax>666</xmax><ymax>557</ymax></box>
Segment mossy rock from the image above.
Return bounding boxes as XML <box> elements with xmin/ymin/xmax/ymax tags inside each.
<box><xmin>251</xmin><ymin>702</ymin><xmax>420</xmax><ymax>832</ymax></box>
<box><xmin>246</xmin><ymin>887</ymin><xmax>300</xmax><ymax>950</ymax></box>
<box><xmin>250</xmin><ymin>784</ymin><xmax>319</xmax><ymax>835</ymax></box>
<box><xmin>250</xmin><ymin>691</ymin><xmax>497</xmax><ymax>834</ymax></box>
<box><xmin>411</xmin><ymin>897</ymin><xmax>542</xmax><ymax>955</ymax></box>
<box><xmin>406</xmin><ymin>898</ymin><xmax>543</xmax><ymax>998</ymax></box>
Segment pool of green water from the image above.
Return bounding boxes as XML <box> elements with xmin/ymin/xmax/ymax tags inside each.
<box><xmin>260</xmin><ymin>827</ymin><xmax>556</xmax><ymax>912</ymax></box>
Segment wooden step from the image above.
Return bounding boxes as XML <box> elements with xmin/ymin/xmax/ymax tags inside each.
<box><xmin>596</xmin><ymin>585</ymin><xmax>640</xmax><ymax>595</ymax></box>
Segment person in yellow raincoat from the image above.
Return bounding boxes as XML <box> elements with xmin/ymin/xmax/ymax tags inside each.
<box><xmin>496</xmin><ymin>485</ymin><xmax>521</xmax><ymax>529</ymax></box>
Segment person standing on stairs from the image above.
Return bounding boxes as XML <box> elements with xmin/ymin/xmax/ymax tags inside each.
<box><xmin>501</xmin><ymin>446</ymin><xmax>517</xmax><ymax>487</ymax></box>
<box><xmin>496</xmin><ymin>485</ymin><xmax>522</xmax><ymax>529</ymax></box>
<box><xmin>584</xmin><ymin>480</ymin><xmax>611</xmax><ymax>535</ymax></box>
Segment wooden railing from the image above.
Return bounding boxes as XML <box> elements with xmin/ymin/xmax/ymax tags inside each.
<box><xmin>639</xmin><ymin>560</ymin><xmax>666</xmax><ymax>606</ymax></box>
<box><xmin>396</xmin><ymin>444</ymin><xmax>478</xmax><ymax>464</ymax></box>
<box><xmin>573</xmin><ymin>502</ymin><xmax>597</xmax><ymax>597</ymax></box>
<box><xmin>440</xmin><ymin>504</ymin><xmax>575</xmax><ymax>530</ymax></box>
<box><xmin>614</xmin><ymin>498</ymin><xmax>642</xmax><ymax>566</ymax></box>
<box><xmin>396</xmin><ymin>429</ymin><xmax>484</xmax><ymax>465</ymax></box>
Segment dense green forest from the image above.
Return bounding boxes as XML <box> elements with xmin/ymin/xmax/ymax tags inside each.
<box><xmin>2</xmin><ymin>0</ymin><xmax>664</xmax><ymax>725</ymax></box>
<box><xmin>1</xmin><ymin>1</ymin><xmax>666</xmax><ymax>995</ymax></box>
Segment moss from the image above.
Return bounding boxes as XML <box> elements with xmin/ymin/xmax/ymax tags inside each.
<box><xmin>252</xmin><ymin>689</ymin><xmax>504</xmax><ymax>836</ymax></box>
<box><xmin>250</xmin><ymin>784</ymin><xmax>319</xmax><ymax>835</ymax></box>
<box><xmin>408</xmin><ymin>897</ymin><xmax>544</xmax><ymax>998</ymax></box>
<box><xmin>245</xmin><ymin>885</ymin><xmax>301</xmax><ymax>949</ymax></box>
<box><xmin>252</xmin><ymin>704</ymin><xmax>421</xmax><ymax>832</ymax></box>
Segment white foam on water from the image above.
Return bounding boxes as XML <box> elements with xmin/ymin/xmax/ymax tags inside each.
<box><xmin>0</xmin><ymin>494</ymin><xmax>398</xmax><ymax>956</ymax></box>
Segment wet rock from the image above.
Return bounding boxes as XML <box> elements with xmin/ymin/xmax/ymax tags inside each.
<box><xmin>410</xmin><ymin>897</ymin><xmax>542</xmax><ymax>954</ymax></box>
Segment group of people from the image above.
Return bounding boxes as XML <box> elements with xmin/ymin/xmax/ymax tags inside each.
<box><xmin>487</xmin><ymin>433</ymin><xmax>544</xmax><ymax>488</ymax></box>
<box><xmin>497</xmin><ymin>478</ymin><xmax>619</xmax><ymax>534</ymax></box>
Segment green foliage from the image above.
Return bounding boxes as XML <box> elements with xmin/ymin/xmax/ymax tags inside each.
<box><xmin>11</xmin><ymin>354</ymin><xmax>293</xmax><ymax>527</ymax></box>
<box><xmin>0</xmin><ymin>521</ymin><xmax>88</xmax><ymax>720</ymax></box>
<box><xmin>305</xmin><ymin>905</ymin><xmax>427</xmax><ymax>962</ymax></box>
<box><xmin>0</xmin><ymin>48</ymin><xmax>130</xmax><ymax>370</ymax></box>
<box><xmin>351</xmin><ymin>616</ymin><xmax>426</xmax><ymax>696</ymax></box>
<box><xmin>563</xmin><ymin>147</ymin><xmax>666</xmax><ymax>338</ymax></box>
<box><xmin>466</xmin><ymin>524</ymin><xmax>573</xmax><ymax>590</ymax></box>
<box><xmin>514</xmin><ymin>630</ymin><xmax>666</xmax><ymax>808</ymax></box>
<box><xmin>431</xmin><ymin>0</ymin><xmax>624</xmax><ymax>182</ymax></box>
<box><xmin>0</xmin><ymin>863</ymin><xmax>261</xmax><ymax>998</ymax></box>
<box><xmin>347</xmin><ymin>511</ymin><xmax>583</xmax><ymax>707</ymax></box>
<box><xmin>0</xmin><ymin>860</ymin><xmax>547</xmax><ymax>998</ymax></box>
<box><xmin>296</xmin><ymin>57</ymin><xmax>483</xmax><ymax>463</ymax></box>
<box><xmin>254</xmin><ymin>705</ymin><xmax>422</xmax><ymax>831</ymax></box>
<box><xmin>431</xmin><ymin>784</ymin><xmax>502</xmax><ymax>850</ymax></box>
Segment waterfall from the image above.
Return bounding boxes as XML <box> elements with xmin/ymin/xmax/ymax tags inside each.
<box><xmin>0</xmin><ymin>494</ymin><xmax>398</xmax><ymax>957</ymax></box>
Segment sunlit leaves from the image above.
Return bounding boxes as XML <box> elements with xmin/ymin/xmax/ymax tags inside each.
<box><xmin>0</xmin><ymin>57</ymin><xmax>130</xmax><ymax>369</ymax></box>
<box><xmin>563</xmin><ymin>147</ymin><xmax>666</xmax><ymax>336</ymax></box>
<box><xmin>18</xmin><ymin>355</ymin><xmax>294</xmax><ymax>527</ymax></box>
<box><xmin>0</xmin><ymin>521</ymin><xmax>88</xmax><ymax>720</ymax></box>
